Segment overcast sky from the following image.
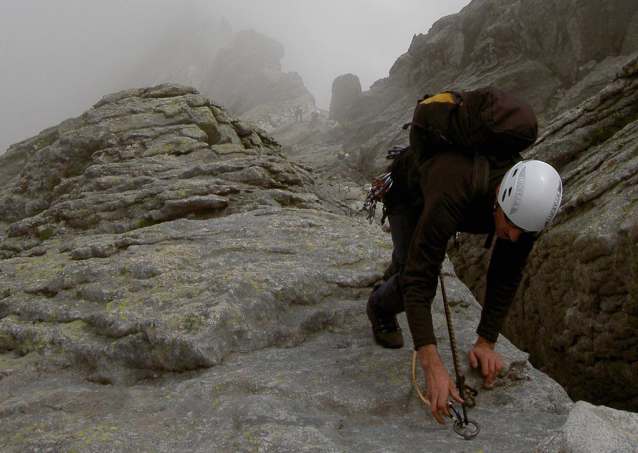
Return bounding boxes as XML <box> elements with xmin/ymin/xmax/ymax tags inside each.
<box><xmin>0</xmin><ymin>0</ymin><xmax>469</xmax><ymax>154</ymax></box>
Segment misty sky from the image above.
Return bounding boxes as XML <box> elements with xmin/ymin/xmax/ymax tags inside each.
<box><xmin>0</xmin><ymin>0</ymin><xmax>469</xmax><ymax>154</ymax></box>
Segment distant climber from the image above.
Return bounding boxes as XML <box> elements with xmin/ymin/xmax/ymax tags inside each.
<box><xmin>294</xmin><ymin>106</ymin><xmax>303</xmax><ymax>122</ymax></box>
<box><xmin>308</xmin><ymin>110</ymin><xmax>320</xmax><ymax>129</ymax></box>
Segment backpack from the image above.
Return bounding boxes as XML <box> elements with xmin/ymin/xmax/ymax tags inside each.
<box><xmin>365</xmin><ymin>87</ymin><xmax>538</xmax><ymax>223</ymax></box>
<box><xmin>407</xmin><ymin>87</ymin><xmax>538</xmax><ymax>167</ymax></box>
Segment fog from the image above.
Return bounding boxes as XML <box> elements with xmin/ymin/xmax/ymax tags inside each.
<box><xmin>0</xmin><ymin>0</ymin><xmax>469</xmax><ymax>154</ymax></box>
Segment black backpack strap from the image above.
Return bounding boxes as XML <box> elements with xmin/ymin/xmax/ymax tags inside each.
<box><xmin>471</xmin><ymin>152</ymin><xmax>495</xmax><ymax>250</ymax></box>
<box><xmin>471</xmin><ymin>152</ymin><xmax>490</xmax><ymax>201</ymax></box>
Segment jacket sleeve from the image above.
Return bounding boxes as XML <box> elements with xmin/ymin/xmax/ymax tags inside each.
<box><xmin>401</xmin><ymin>187</ymin><xmax>467</xmax><ymax>349</ymax></box>
<box><xmin>477</xmin><ymin>233</ymin><xmax>536</xmax><ymax>342</ymax></box>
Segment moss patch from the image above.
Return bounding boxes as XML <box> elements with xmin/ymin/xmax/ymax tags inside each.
<box><xmin>39</xmin><ymin>227</ymin><xmax>54</xmax><ymax>241</ymax></box>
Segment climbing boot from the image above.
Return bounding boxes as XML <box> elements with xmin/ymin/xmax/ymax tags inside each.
<box><xmin>366</xmin><ymin>298</ymin><xmax>403</xmax><ymax>349</ymax></box>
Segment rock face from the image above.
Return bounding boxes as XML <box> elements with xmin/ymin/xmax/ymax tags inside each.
<box><xmin>331</xmin><ymin>0</ymin><xmax>638</xmax><ymax>179</ymax></box>
<box><xmin>329</xmin><ymin>74</ymin><xmax>363</xmax><ymax>122</ymax></box>
<box><xmin>394</xmin><ymin>0</ymin><xmax>638</xmax><ymax>122</ymax></box>
<box><xmin>141</xmin><ymin>17</ymin><xmax>234</xmax><ymax>91</ymax></box>
<box><xmin>450</xmin><ymin>57</ymin><xmax>638</xmax><ymax>410</ymax></box>
<box><xmin>204</xmin><ymin>29</ymin><xmax>314</xmax><ymax>116</ymax></box>
<box><xmin>0</xmin><ymin>84</ymin><xmax>575</xmax><ymax>452</ymax></box>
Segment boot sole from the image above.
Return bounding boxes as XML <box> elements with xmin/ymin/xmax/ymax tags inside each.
<box><xmin>367</xmin><ymin>302</ymin><xmax>404</xmax><ymax>349</ymax></box>
<box><xmin>371</xmin><ymin>330</ymin><xmax>404</xmax><ymax>349</ymax></box>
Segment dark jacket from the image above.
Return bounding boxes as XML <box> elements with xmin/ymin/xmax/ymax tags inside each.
<box><xmin>393</xmin><ymin>149</ymin><xmax>536</xmax><ymax>349</ymax></box>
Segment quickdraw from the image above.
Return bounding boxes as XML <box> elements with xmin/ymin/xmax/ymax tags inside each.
<box><xmin>363</xmin><ymin>172</ymin><xmax>393</xmax><ymax>224</ymax></box>
<box><xmin>363</xmin><ymin>146</ymin><xmax>408</xmax><ymax>224</ymax></box>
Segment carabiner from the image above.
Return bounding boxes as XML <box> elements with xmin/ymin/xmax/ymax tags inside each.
<box><xmin>447</xmin><ymin>402</ymin><xmax>463</xmax><ymax>424</ymax></box>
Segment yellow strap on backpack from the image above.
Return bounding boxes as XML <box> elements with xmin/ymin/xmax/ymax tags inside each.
<box><xmin>419</xmin><ymin>92</ymin><xmax>457</xmax><ymax>106</ymax></box>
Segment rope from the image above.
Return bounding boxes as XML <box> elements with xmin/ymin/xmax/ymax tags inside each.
<box><xmin>411</xmin><ymin>350</ymin><xmax>430</xmax><ymax>406</ymax></box>
<box><xmin>440</xmin><ymin>269</ymin><xmax>477</xmax><ymax>409</ymax></box>
<box><xmin>411</xmin><ymin>268</ymin><xmax>480</xmax><ymax>439</ymax></box>
<box><xmin>440</xmin><ymin>270</ymin><xmax>462</xmax><ymax>382</ymax></box>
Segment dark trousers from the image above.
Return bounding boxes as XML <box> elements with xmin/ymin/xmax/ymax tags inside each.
<box><xmin>369</xmin><ymin>203</ymin><xmax>422</xmax><ymax>315</ymax></box>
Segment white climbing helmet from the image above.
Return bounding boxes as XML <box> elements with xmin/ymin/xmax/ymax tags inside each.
<box><xmin>497</xmin><ymin>160</ymin><xmax>563</xmax><ymax>232</ymax></box>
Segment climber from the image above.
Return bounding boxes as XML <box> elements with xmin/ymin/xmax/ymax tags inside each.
<box><xmin>366</xmin><ymin>155</ymin><xmax>563</xmax><ymax>425</ymax></box>
<box><xmin>294</xmin><ymin>105</ymin><xmax>303</xmax><ymax>122</ymax></box>
<box><xmin>308</xmin><ymin>110</ymin><xmax>320</xmax><ymax>129</ymax></box>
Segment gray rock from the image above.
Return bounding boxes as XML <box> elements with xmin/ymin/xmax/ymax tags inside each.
<box><xmin>329</xmin><ymin>74</ymin><xmax>363</xmax><ymax>122</ymax></box>
<box><xmin>0</xmin><ymin>84</ymin><xmax>575</xmax><ymax>452</ymax></box>
<box><xmin>535</xmin><ymin>401</ymin><xmax>638</xmax><ymax>452</ymax></box>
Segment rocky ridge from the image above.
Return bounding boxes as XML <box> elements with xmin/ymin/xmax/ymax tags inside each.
<box><xmin>0</xmin><ymin>84</ymin><xmax>340</xmax><ymax>244</ymax></box>
<box><xmin>0</xmin><ymin>84</ymin><xmax>576</xmax><ymax>452</ymax></box>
